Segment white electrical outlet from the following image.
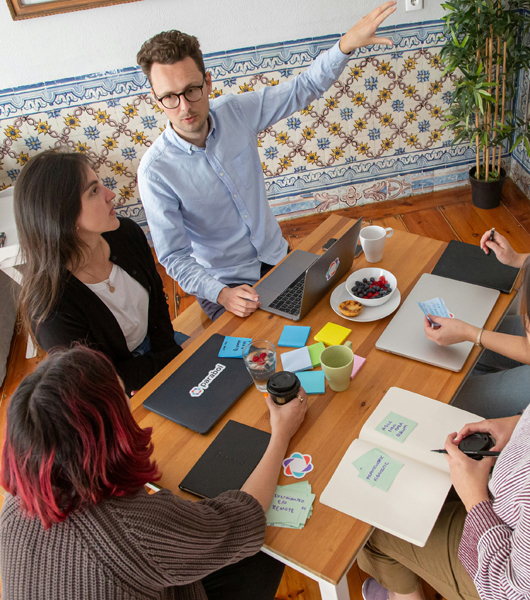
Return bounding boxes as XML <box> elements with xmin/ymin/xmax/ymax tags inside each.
<box><xmin>405</xmin><ymin>0</ymin><xmax>423</xmax><ymax>11</ymax></box>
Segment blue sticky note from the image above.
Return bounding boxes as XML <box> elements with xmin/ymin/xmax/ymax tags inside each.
<box><xmin>296</xmin><ymin>371</ymin><xmax>326</xmax><ymax>395</ymax></box>
<box><xmin>218</xmin><ymin>336</ymin><xmax>252</xmax><ymax>358</ymax></box>
<box><xmin>278</xmin><ymin>326</ymin><xmax>311</xmax><ymax>348</ymax></box>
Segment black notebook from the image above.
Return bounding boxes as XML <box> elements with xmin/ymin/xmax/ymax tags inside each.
<box><xmin>432</xmin><ymin>240</ymin><xmax>520</xmax><ymax>294</ymax></box>
<box><xmin>179</xmin><ymin>420</ymin><xmax>271</xmax><ymax>498</ymax></box>
<box><xmin>143</xmin><ymin>334</ymin><xmax>252</xmax><ymax>434</ymax></box>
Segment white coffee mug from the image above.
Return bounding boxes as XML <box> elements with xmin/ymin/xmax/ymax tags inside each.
<box><xmin>359</xmin><ymin>226</ymin><xmax>393</xmax><ymax>263</ymax></box>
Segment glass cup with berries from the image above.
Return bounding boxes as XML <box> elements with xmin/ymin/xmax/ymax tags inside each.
<box><xmin>242</xmin><ymin>340</ymin><xmax>277</xmax><ymax>392</ymax></box>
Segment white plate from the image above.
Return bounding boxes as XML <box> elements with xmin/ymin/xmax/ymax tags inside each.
<box><xmin>330</xmin><ymin>282</ymin><xmax>401</xmax><ymax>323</ymax></box>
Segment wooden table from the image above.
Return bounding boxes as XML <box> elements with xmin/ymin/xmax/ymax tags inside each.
<box><xmin>131</xmin><ymin>215</ymin><xmax>517</xmax><ymax>600</ymax></box>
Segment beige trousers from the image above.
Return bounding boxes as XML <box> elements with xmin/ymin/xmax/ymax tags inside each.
<box><xmin>357</xmin><ymin>498</ymin><xmax>480</xmax><ymax>600</ymax></box>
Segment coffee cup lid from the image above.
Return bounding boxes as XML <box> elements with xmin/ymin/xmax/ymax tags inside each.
<box><xmin>267</xmin><ymin>371</ymin><xmax>300</xmax><ymax>395</ymax></box>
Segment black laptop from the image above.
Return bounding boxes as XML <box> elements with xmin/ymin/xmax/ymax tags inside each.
<box><xmin>143</xmin><ymin>334</ymin><xmax>253</xmax><ymax>434</ymax></box>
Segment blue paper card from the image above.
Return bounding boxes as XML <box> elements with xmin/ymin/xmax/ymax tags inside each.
<box><xmin>218</xmin><ymin>336</ymin><xmax>252</xmax><ymax>358</ymax></box>
<box><xmin>296</xmin><ymin>371</ymin><xmax>326</xmax><ymax>394</ymax></box>
<box><xmin>417</xmin><ymin>297</ymin><xmax>451</xmax><ymax>319</ymax></box>
<box><xmin>278</xmin><ymin>326</ymin><xmax>311</xmax><ymax>348</ymax></box>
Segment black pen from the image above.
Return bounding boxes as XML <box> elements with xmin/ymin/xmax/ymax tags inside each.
<box><xmin>431</xmin><ymin>449</ymin><xmax>500</xmax><ymax>457</ymax></box>
<box><xmin>489</xmin><ymin>227</ymin><xmax>495</xmax><ymax>242</ymax></box>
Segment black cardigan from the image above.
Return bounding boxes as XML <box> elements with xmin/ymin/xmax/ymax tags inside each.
<box><xmin>35</xmin><ymin>217</ymin><xmax>181</xmax><ymax>394</ymax></box>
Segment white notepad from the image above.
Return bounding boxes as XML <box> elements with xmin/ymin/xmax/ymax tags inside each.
<box><xmin>320</xmin><ymin>387</ymin><xmax>482</xmax><ymax>547</ymax></box>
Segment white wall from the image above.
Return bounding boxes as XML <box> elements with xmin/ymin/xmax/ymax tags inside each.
<box><xmin>1</xmin><ymin>0</ymin><xmax>445</xmax><ymax>90</ymax></box>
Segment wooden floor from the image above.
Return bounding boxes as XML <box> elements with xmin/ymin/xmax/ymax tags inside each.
<box><xmin>1</xmin><ymin>179</ymin><xmax>529</xmax><ymax>599</ymax></box>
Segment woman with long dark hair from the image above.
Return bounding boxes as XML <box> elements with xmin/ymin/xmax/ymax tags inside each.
<box><xmin>0</xmin><ymin>346</ymin><xmax>307</xmax><ymax>599</ymax></box>
<box><xmin>14</xmin><ymin>149</ymin><xmax>182</xmax><ymax>395</ymax></box>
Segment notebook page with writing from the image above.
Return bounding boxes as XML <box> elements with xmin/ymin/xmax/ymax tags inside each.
<box><xmin>320</xmin><ymin>388</ymin><xmax>483</xmax><ymax>546</ymax></box>
<box><xmin>359</xmin><ymin>388</ymin><xmax>482</xmax><ymax>472</ymax></box>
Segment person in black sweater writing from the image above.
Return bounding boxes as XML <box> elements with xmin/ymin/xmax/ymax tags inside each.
<box><xmin>14</xmin><ymin>149</ymin><xmax>182</xmax><ymax>395</ymax></box>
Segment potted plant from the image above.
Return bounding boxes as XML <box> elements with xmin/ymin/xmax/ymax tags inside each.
<box><xmin>440</xmin><ymin>0</ymin><xmax>530</xmax><ymax>208</ymax></box>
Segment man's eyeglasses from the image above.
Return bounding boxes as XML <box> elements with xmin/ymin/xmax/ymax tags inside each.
<box><xmin>153</xmin><ymin>80</ymin><xmax>206</xmax><ymax>109</ymax></box>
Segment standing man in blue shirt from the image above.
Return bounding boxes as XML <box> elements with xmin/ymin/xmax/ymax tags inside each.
<box><xmin>137</xmin><ymin>1</ymin><xmax>396</xmax><ymax>321</ymax></box>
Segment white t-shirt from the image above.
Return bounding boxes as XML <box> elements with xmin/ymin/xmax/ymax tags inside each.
<box><xmin>85</xmin><ymin>264</ymin><xmax>149</xmax><ymax>352</ymax></box>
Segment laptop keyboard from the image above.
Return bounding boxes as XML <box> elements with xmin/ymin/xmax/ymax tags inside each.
<box><xmin>269</xmin><ymin>273</ymin><xmax>306</xmax><ymax>315</ymax></box>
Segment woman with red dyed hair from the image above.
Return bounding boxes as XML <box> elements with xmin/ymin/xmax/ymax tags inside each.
<box><xmin>0</xmin><ymin>346</ymin><xmax>307</xmax><ymax>600</ymax></box>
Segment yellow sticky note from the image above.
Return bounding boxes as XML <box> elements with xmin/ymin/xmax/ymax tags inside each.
<box><xmin>314</xmin><ymin>322</ymin><xmax>352</xmax><ymax>346</ymax></box>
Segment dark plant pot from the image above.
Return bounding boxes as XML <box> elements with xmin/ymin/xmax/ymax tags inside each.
<box><xmin>469</xmin><ymin>167</ymin><xmax>506</xmax><ymax>210</ymax></box>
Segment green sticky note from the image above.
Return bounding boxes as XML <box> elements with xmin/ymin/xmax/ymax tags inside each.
<box><xmin>266</xmin><ymin>485</ymin><xmax>315</xmax><ymax>528</ymax></box>
<box><xmin>308</xmin><ymin>342</ymin><xmax>326</xmax><ymax>367</ymax></box>
<box><xmin>353</xmin><ymin>448</ymin><xmax>404</xmax><ymax>492</ymax></box>
<box><xmin>374</xmin><ymin>412</ymin><xmax>418</xmax><ymax>443</ymax></box>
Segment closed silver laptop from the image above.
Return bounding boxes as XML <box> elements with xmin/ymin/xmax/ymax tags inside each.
<box><xmin>376</xmin><ymin>273</ymin><xmax>500</xmax><ymax>371</ymax></box>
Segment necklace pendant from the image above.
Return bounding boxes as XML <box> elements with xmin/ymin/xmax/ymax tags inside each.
<box><xmin>108</xmin><ymin>284</ymin><xmax>115</xmax><ymax>293</ymax></box>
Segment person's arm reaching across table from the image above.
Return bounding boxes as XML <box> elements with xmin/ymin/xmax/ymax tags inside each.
<box><xmin>241</xmin><ymin>391</ymin><xmax>308</xmax><ymax>510</ymax></box>
<box><xmin>423</xmin><ymin>314</ymin><xmax>530</xmax><ymax>365</ymax></box>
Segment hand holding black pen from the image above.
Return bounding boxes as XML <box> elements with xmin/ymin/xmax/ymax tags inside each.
<box><xmin>479</xmin><ymin>228</ymin><xmax>528</xmax><ymax>268</ymax></box>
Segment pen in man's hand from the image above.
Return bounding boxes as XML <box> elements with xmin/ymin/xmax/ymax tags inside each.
<box><xmin>431</xmin><ymin>449</ymin><xmax>500</xmax><ymax>457</ymax></box>
<box><xmin>489</xmin><ymin>227</ymin><xmax>495</xmax><ymax>242</ymax></box>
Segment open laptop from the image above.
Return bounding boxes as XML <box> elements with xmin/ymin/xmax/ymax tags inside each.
<box><xmin>255</xmin><ymin>217</ymin><xmax>362</xmax><ymax>320</ymax></box>
<box><xmin>143</xmin><ymin>334</ymin><xmax>252</xmax><ymax>433</ymax></box>
<box><xmin>375</xmin><ymin>273</ymin><xmax>500</xmax><ymax>371</ymax></box>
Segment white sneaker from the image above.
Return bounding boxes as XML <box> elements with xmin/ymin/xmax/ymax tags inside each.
<box><xmin>362</xmin><ymin>577</ymin><xmax>390</xmax><ymax>600</ymax></box>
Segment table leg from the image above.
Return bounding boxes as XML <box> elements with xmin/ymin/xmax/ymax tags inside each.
<box><xmin>261</xmin><ymin>547</ymin><xmax>351</xmax><ymax>600</ymax></box>
<box><xmin>319</xmin><ymin>576</ymin><xmax>350</xmax><ymax>600</ymax></box>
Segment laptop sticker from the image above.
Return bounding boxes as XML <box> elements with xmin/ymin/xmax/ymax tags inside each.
<box><xmin>326</xmin><ymin>258</ymin><xmax>339</xmax><ymax>281</ymax></box>
<box><xmin>189</xmin><ymin>363</ymin><xmax>226</xmax><ymax>397</ymax></box>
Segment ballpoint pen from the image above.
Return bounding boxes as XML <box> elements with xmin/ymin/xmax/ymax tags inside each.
<box><xmin>489</xmin><ymin>227</ymin><xmax>495</xmax><ymax>242</ymax></box>
<box><xmin>431</xmin><ymin>449</ymin><xmax>500</xmax><ymax>457</ymax></box>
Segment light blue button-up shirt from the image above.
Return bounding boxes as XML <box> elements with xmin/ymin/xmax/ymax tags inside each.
<box><xmin>138</xmin><ymin>41</ymin><xmax>350</xmax><ymax>303</ymax></box>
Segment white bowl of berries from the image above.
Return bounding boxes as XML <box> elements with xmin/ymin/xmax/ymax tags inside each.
<box><xmin>345</xmin><ymin>268</ymin><xmax>397</xmax><ymax>307</ymax></box>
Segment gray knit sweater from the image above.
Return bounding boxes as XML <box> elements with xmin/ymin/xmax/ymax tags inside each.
<box><xmin>0</xmin><ymin>488</ymin><xmax>266</xmax><ymax>599</ymax></box>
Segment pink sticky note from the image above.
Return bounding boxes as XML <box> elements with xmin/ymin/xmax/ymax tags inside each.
<box><xmin>351</xmin><ymin>355</ymin><xmax>366</xmax><ymax>379</ymax></box>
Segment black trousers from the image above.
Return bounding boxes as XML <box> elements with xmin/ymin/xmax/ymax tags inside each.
<box><xmin>201</xmin><ymin>551</ymin><xmax>285</xmax><ymax>600</ymax></box>
<box><xmin>196</xmin><ymin>262</ymin><xmax>275</xmax><ymax>322</ymax></box>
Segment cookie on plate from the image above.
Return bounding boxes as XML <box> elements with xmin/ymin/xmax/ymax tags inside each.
<box><xmin>339</xmin><ymin>300</ymin><xmax>363</xmax><ymax>317</ymax></box>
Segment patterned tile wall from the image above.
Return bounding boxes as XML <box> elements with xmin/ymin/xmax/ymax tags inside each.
<box><xmin>511</xmin><ymin>19</ymin><xmax>530</xmax><ymax>198</ymax></box>
<box><xmin>0</xmin><ymin>20</ymin><xmax>517</xmax><ymax>231</ymax></box>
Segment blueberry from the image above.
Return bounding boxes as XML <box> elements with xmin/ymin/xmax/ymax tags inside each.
<box><xmin>370</xmin><ymin>277</ymin><xmax>375</xmax><ymax>282</ymax></box>
<box><xmin>363</xmin><ymin>278</ymin><xmax>368</xmax><ymax>283</ymax></box>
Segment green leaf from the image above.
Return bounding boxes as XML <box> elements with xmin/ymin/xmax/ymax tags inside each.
<box><xmin>525</xmin><ymin>136</ymin><xmax>530</xmax><ymax>157</ymax></box>
<box><xmin>510</xmin><ymin>134</ymin><xmax>524</xmax><ymax>151</ymax></box>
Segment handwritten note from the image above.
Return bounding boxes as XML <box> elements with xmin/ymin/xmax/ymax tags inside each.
<box><xmin>265</xmin><ymin>482</ymin><xmax>315</xmax><ymax>528</ymax></box>
<box><xmin>352</xmin><ymin>448</ymin><xmax>404</xmax><ymax>492</ymax></box>
<box><xmin>417</xmin><ymin>297</ymin><xmax>451</xmax><ymax>319</ymax></box>
<box><xmin>375</xmin><ymin>411</ymin><xmax>418</xmax><ymax>443</ymax></box>
<box><xmin>218</xmin><ymin>336</ymin><xmax>252</xmax><ymax>358</ymax></box>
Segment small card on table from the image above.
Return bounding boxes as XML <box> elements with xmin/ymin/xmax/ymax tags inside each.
<box><xmin>297</xmin><ymin>371</ymin><xmax>326</xmax><ymax>394</ymax></box>
<box><xmin>278</xmin><ymin>326</ymin><xmax>311</xmax><ymax>348</ymax></box>
<box><xmin>218</xmin><ymin>336</ymin><xmax>252</xmax><ymax>358</ymax></box>
<box><xmin>281</xmin><ymin>347</ymin><xmax>312</xmax><ymax>372</ymax></box>
<box><xmin>265</xmin><ymin>481</ymin><xmax>315</xmax><ymax>529</ymax></box>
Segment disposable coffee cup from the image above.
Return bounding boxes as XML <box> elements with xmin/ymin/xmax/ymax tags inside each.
<box><xmin>267</xmin><ymin>371</ymin><xmax>301</xmax><ymax>405</ymax></box>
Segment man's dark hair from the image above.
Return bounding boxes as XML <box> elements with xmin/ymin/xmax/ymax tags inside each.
<box><xmin>137</xmin><ymin>30</ymin><xmax>206</xmax><ymax>85</ymax></box>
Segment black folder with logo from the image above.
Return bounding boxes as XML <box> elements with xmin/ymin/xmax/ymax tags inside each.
<box><xmin>179</xmin><ymin>420</ymin><xmax>271</xmax><ymax>498</ymax></box>
<box><xmin>432</xmin><ymin>240</ymin><xmax>520</xmax><ymax>294</ymax></box>
<box><xmin>143</xmin><ymin>334</ymin><xmax>253</xmax><ymax>434</ymax></box>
